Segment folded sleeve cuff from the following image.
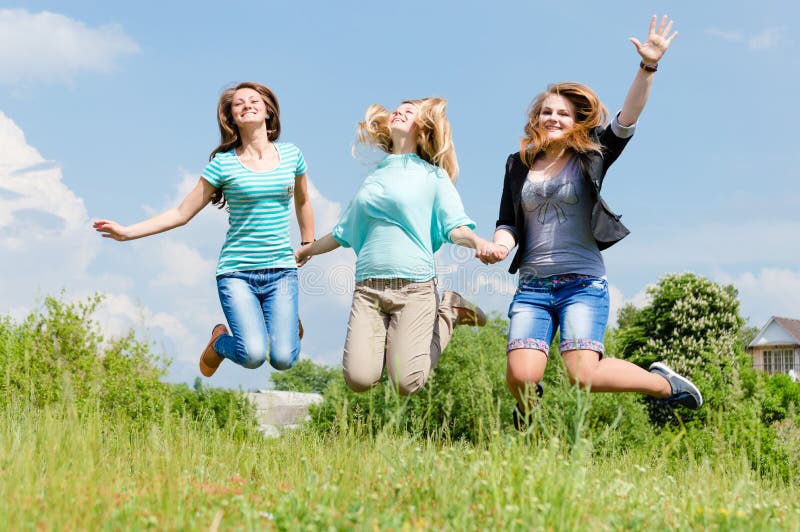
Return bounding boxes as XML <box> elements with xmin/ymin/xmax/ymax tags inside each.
<box><xmin>611</xmin><ymin>111</ymin><xmax>636</xmax><ymax>139</ymax></box>
<box><xmin>495</xmin><ymin>224</ymin><xmax>518</xmax><ymax>241</ymax></box>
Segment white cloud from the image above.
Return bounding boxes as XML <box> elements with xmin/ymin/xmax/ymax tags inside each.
<box><xmin>608</xmin><ymin>220</ymin><xmax>800</xmax><ymax>270</ymax></box>
<box><xmin>94</xmin><ymin>292</ymin><xmax>191</xmax><ymax>348</ymax></box>
<box><xmin>748</xmin><ymin>28</ymin><xmax>786</xmax><ymax>51</ymax></box>
<box><xmin>705</xmin><ymin>28</ymin><xmax>743</xmax><ymax>42</ymax></box>
<box><xmin>150</xmin><ymin>239</ymin><xmax>217</xmax><ymax>288</ymax></box>
<box><xmin>705</xmin><ymin>26</ymin><xmax>787</xmax><ymax>51</ymax></box>
<box><xmin>0</xmin><ymin>111</ymin><xmax>97</xmax><ymax>298</ymax></box>
<box><xmin>716</xmin><ymin>268</ymin><xmax>800</xmax><ymax>326</ymax></box>
<box><xmin>0</xmin><ymin>9</ymin><xmax>139</xmax><ymax>85</ymax></box>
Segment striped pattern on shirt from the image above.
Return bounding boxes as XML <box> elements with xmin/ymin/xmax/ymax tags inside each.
<box><xmin>201</xmin><ymin>142</ymin><xmax>307</xmax><ymax>275</ymax></box>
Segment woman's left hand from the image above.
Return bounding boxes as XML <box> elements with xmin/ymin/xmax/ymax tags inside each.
<box><xmin>295</xmin><ymin>245</ymin><xmax>311</xmax><ymax>267</ymax></box>
<box><xmin>630</xmin><ymin>15</ymin><xmax>677</xmax><ymax>64</ymax></box>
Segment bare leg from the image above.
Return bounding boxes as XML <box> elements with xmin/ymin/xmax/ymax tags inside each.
<box><xmin>506</xmin><ymin>348</ymin><xmax>548</xmax><ymax>408</ymax></box>
<box><xmin>561</xmin><ymin>349</ymin><xmax>670</xmax><ymax>398</ymax></box>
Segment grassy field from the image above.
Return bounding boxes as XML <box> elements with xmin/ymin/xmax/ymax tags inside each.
<box><xmin>2</xmin><ymin>403</ymin><xmax>799</xmax><ymax>530</ymax></box>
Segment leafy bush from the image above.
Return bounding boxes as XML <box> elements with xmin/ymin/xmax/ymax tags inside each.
<box><xmin>271</xmin><ymin>358</ymin><xmax>339</xmax><ymax>394</ymax></box>
<box><xmin>0</xmin><ymin>294</ymin><xmax>257</xmax><ymax>434</ymax></box>
<box><xmin>0</xmin><ymin>294</ymin><xmax>167</xmax><ymax>416</ymax></box>
<box><xmin>169</xmin><ymin>380</ymin><xmax>257</xmax><ymax>437</ymax></box>
<box><xmin>760</xmin><ymin>372</ymin><xmax>800</xmax><ymax>425</ymax></box>
<box><xmin>612</xmin><ymin>273</ymin><xmax>745</xmax><ymax>422</ymax></box>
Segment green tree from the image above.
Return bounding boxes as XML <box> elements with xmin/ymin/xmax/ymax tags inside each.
<box><xmin>270</xmin><ymin>358</ymin><xmax>339</xmax><ymax>394</ymax></box>
<box><xmin>613</xmin><ymin>273</ymin><xmax>746</xmax><ymax>419</ymax></box>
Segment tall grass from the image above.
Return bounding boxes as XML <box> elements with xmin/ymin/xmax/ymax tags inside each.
<box><xmin>3</xmin><ymin>395</ymin><xmax>799</xmax><ymax>530</ymax></box>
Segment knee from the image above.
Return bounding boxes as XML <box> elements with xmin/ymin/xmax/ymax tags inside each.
<box><xmin>239</xmin><ymin>340</ymin><xmax>267</xmax><ymax>369</ymax></box>
<box><xmin>566</xmin><ymin>367</ymin><xmax>594</xmax><ymax>388</ymax></box>
<box><xmin>507</xmin><ymin>364</ymin><xmax>542</xmax><ymax>388</ymax></box>
<box><xmin>269</xmin><ymin>343</ymin><xmax>299</xmax><ymax>371</ymax></box>
<box><xmin>395</xmin><ymin>371</ymin><xmax>426</xmax><ymax>396</ymax></box>
<box><xmin>344</xmin><ymin>370</ymin><xmax>378</xmax><ymax>393</ymax></box>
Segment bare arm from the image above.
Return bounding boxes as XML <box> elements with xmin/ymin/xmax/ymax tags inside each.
<box><xmin>93</xmin><ymin>178</ymin><xmax>216</xmax><ymax>241</ymax></box>
<box><xmin>618</xmin><ymin>15</ymin><xmax>678</xmax><ymax>127</ymax></box>
<box><xmin>295</xmin><ymin>233</ymin><xmax>340</xmax><ymax>265</ymax></box>
<box><xmin>294</xmin><ymin>173</ymin><xmax>315</xmax><ymax>244</ymax></box>
<box><xmin>449</xmin><ymin>226</ymin><xmax>493</xmax><ymax>259</ymax></box>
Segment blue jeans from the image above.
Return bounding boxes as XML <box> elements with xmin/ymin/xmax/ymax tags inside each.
<box><xmin>215</xmin><ymin>268</ymin><xmax>300</xmax><ymax>370</ymax></box>
<box><xmin>507</xmin><ymin>274</ymin><xmax>609</xmax><ymax>356</ymax></box>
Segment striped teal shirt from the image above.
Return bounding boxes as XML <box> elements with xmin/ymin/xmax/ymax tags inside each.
<box><xmin>201</xmin><ymin>142</ymin><xmax>307</xmax><ymax>275</ymax></box>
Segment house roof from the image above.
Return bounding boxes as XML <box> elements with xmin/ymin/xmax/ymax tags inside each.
<box><xmin>774</xmin><ymin>317</ymin><xmax>800</xmax><ymax>344</ymax></box>
<box><xmin>748</xmin><ymin>316</ymin><xmax>800</xmax><ymax>349</ymax></box>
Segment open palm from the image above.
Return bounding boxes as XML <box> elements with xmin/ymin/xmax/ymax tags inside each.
<box><xmin>630</xmin><ymin>15</ymin><xmax>677</xmax><ymax>64</ymax></box>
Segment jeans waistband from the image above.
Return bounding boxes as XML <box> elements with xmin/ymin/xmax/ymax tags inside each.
<box><xmin>518</xmin><ymin>273</ymin><xmax>597</xmax><ymax>289</ymax></box>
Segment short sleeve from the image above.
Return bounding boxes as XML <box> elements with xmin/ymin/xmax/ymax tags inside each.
<box><xmin>294</xmin><ymin>146</ymin><xmax>307</xmax><ymax>176</ymax></box>
<box><xmin>201</xmin><ymin>154</ymin><xmax>226</xmax><ymax>188</ymax></box>
<box><xmin>331</xmin><ymin>200</ymin><xmax>356</xmax><ymax>249</ymax></box>
<box><xmin>432</xmin><ymin>172</ymin><xmax>475</xmax><ymax>250</ymax></box>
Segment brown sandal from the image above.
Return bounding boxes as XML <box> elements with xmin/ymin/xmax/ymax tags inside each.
<box><xmin>199</xmin><ymin>324</ymin><xmax>228</xmax><ymax>377</ymax></box>
<box><xmin>441</xmin><ymin>291</ymin><xmax>487</xmax><ymax>327</ymax></box>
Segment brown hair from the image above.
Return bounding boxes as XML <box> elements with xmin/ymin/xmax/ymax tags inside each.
<box><xmin>520</xmin><ymin>82</ymin><xmax>609</xmax><ymax>167</ymax></box>
<box><xmin>208</xmin><ymin>82</ymin><xmax>281</xmax><ymax>208</ymax></box>
<box><xmin>355</xmin><ymin>97</ymin><xmax>459</xmax><ymax>182</ymax></box>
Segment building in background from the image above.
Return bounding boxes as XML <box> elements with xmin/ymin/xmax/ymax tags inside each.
<box><xmin>748</xmin><ymin>316</ymin><xmax>800</xmax><ymax>380</ymax></box>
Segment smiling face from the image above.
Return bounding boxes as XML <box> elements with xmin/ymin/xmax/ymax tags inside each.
<box><xmin>538</xmin><ymin>94</ymin><xmax>575</xmax><ymax>142</ymax></box>
<box><xmin>389</xmin><ymin>102</ymin><xmax>419</xmax><ymax>137</ymax></box>
<box><xmin>230</xmin><ymin>88</ymin><xmax>268</xmax><ymax>128</ymax></box>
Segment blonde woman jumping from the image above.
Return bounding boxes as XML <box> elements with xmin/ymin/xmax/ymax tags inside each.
<box><xmin>296</xmin><ymin>98</ymin><xmax>490</xmax><ymax>395</ymax></box>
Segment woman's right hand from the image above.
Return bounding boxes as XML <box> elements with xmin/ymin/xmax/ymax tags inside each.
<box><xmin>93</xmin><ymin>219</ymin><xmax>132</xmax><ymax>241</ymax></box>
<box><xmin>477</xmin><ymin>243</ymin><xmax>508</xmax><ymax>264</ymax></box>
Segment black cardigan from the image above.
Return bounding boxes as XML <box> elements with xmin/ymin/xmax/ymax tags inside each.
<box><xmin>495</xmin><ymin>124</ymin><xmax>632</xmax><ymax>274</ymax></box>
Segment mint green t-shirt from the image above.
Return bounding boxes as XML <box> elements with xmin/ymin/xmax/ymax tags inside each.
<box><xmin>332</xmin><ymin>153</ymin><xmax>475</xmax><ymax>282</ymax></box>
<box><xmin>201</xmin><ymin>142</ymin><xmax>307</xmax><ymax>275</ymax></box>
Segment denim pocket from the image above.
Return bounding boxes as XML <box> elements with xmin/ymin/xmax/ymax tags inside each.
<box><xmin>580</xmin><ymin>278</ymin><xmax>607</xmax><ymax>291</ymax></box>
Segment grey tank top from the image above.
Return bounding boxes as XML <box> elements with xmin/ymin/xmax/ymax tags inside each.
<box><xmin>519</xmin><ymin>156</ymin><xmax>605</xmax><ymax>279</ymax></box>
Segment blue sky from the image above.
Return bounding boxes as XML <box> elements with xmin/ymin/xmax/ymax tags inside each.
<box><xmin>1</xmin><ymin>1</ymin><xmax>798</xmax><ymax>390</ymax></box>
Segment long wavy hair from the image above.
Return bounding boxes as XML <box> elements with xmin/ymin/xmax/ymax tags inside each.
<box><xmin>355</xmin><ymin>97</ymin><xmax>459</xmax><ymax>182</ymax></box>
<box><xmin>519</xmin><ymin>82</ymin><xmax>609</xmax><ymax>167</ymax></box>
<box><xmin>208</xmin><ymin>82</ymin><xmax>281</xmax><ymax>208</ymax></box>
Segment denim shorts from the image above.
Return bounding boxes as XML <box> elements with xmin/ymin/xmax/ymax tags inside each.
<box><xmin>506</xmin><ymin>274</ymin><xmax>609</xmax><ymax>356</ymax></box>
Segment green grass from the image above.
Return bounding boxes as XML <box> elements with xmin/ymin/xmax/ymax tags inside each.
<box><xmin>2</xmin><ymin>403</ymin><xmax>799</xmax><ymax>530</ymax></box>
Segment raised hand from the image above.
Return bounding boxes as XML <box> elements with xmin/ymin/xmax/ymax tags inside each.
<box><xmin>629</xmin><ymin>15</ymin><xmax>677</xmax><ymax>64</ymax></box>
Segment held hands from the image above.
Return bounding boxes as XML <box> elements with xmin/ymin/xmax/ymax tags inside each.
<box><xmin>93</xmin><ymin>219</ymin><xmax>131</xmax><ymax>241</ymax></box>
<box><xmin>475</xmin><ymin>242</ymin><xmax>510</xmax><ymax>265</ymax></box>
<box><xmin>295</xmin><ymin>244</ymin><xmax>312</xmax><ymax>267</ymax></box>
<box><xmin>630</xmin><ymin>15</ymin><xmax>677</xmax><ymax>65</ymax></box>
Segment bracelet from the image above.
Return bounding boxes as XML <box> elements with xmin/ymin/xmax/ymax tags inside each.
<box><xmin>300</xmin><ymin>240</ymin><xmax>315</xmax><ymax>246</ymax></box>
<box><xmin>639</xmin><ymin>61</ymin><xmax>658</xmax><ymax>73</ymax></box>
<box><xmin>496</xmin><ymin>243</ymin><xmax>511</xmax><ymax>252</ymax></box>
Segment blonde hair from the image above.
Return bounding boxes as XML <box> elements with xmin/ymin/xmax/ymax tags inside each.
<box><xmin>520</xmin><ymin>82</ymin><xmax>609</xmax><ymax>167</ymax></box>
<box><xmin>355</xmin><ymin>97</ymin><xmax>459</xmax><ymax>182</ymax></box>
<box><xmin>208</xmin><ymin>82</ymin><xmax>281</xmax><ymax>208</ymax></box>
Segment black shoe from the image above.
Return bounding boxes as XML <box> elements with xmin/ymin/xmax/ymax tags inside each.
<box><xmin>512</xmin><ymin>383</ymin><xmax>544</xmax><ymax>431</ymax></box>
<box><xmin>649</xmin><ymin>362</ymin><xmax>703</xmax><ymax>409</ymax></box>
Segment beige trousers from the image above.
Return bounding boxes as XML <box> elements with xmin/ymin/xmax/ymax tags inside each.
<box><xmin>342</xmin><ymin>279</ymin><xmax>458</xmax><ymax>395</ymax></box>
